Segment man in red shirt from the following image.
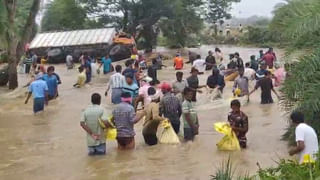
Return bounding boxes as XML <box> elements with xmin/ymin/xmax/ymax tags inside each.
<box><xmin>262</xmin><ymin>48</ymin><xmax>276</xmax><ymax>69</ymax></box>
<box><xmin>174</xmin><ymin>54</ymin><xmax>184</xmax><ymax>70</ymax></box>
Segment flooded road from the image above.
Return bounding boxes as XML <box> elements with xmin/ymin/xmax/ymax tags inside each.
<box><xmin>0</xmin><ymin>46</ymin><xmax>288</xmax><ymax>180</ymax></box>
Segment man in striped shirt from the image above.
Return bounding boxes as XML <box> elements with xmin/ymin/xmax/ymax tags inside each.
<box><xmin>105</xmin><ymin>65</ymin><xmax>125</xmax><ymax>104</ymax></box>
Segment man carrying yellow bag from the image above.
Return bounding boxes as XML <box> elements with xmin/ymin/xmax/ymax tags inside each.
<box><xmin>214</xmin><ymin>99</ymin><xmax>249</xmax><ymax>150</ymax></box>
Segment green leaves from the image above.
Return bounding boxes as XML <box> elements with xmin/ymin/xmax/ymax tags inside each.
<box><xmin>42</xmin><ymin>0</ymin><xmax>88</xmax><ymax>32</ymax></box>
<box><xmin>270</xmin><ymin>0</ymin><xmax>320</xmax><ymax>48</ymax></box>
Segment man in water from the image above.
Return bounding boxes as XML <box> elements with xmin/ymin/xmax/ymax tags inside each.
<box><xmin>262</xmin><ymin>48</ymin><xmax>276</xmax><ymax>69</ymax></box>
<box><xmin>214</xmin><ymin>48</ymin><xmax>223</xmax><ymax>64</ymax></box>
<box><xmin>250</xmin><ymin>55</ymin><xmax>259</xmax><ymax>71</ymax></box>
<box><xmin>105</xmin><ymin>65</ymin><xmax>124</xmax><ymax>104</ymax></box>
<box><xmin>173</xmin><ymin>71</ymin><xmax>189</xmax><ymax>103</ymax></box>
<box><xmin>25</xmin><ymin>73</ymin><xmax>48</xmax><ymax>114</ymax></box>
<box><xmin>255</xmin><ymin>62</ymin><xmax>268</xmax><ymax>80</ymax></box>
<box><xmin>99</xmin><ymin>54</ymin><xmax>112</xmax><ymax>74</ymax></box>
<box><xmin>66</xmin><ymin>54</ymin><xmax>74</xmax><ymax>69</ymax></box>
<box><xmin>142</xmin><ymin>87</ymin><xmax>165</xmax><ymax>145</ymax></box>
<box><xmin>160</xmin><ymin>83</ymin><xmax>182</xmax><ymax>134</ymax></box>
<box><xmin>112</xmin><ymin>92</ymin><xmax>143</xmax><ymax>150</ymax></box>
<box><xmin>80</xmin><ymin>93</ymin><xmax>108</xmax><ymax>155</ymax></box>
<box><xmin>234</xmin><ymin>52</ymin><xmax>244</xmax><ymax>69</ymax></box>
<box><xmin>244</xmin><ymin>63</ymin><xmax>256</xmax><ymax>81</ymax></box>
<box><xmin>182</xmin><ymin>87</ymin><xmax>199</xmax><ymax>141</ymax></box>
<box><xmin>84</xmin><ymin>54</ymin><xmax>92</xmax><ymax>83</ymax></box>
<box><xmin>205</xmin><ymin>51</ymin><xmax>216</xmax><ymax>71</ymax></box>
<box><xmin>233</xmin><ymin>68</ymin><xmax>249</xmax><ymax>100</ymax></box>
<box><xmin>206</xmin><ymin>68</ymin><xmax>225</xmax><ymax>100</ymax></box>
<box><xmin>192</xmin><ymin>55</ymin><xmax>206</xmax><ymax>75</ymax></box>
<box><xmin>289</xmin><ymin>111</ymin><xmax>319</xmax><ymax>164</ymax></box>
<box><xmin>42</xmin><ymin>66</ymin><xmax>58</xmax><ymax>100</ymax></box>
<box><xmin>122</xmin><ymin>74</ymin><xmax>139</xmax><ymax>103</ymax></box>
<box><xmin>174</xmin><ymin>53</ymin><xmax>184</xmax><ymax>70</ymax></box>
<box><xmin>73</xmin><ymin>66</ymin><xmax>86</xmax><ymax>88</ymax></box>
<box><xmin>228</xmin><ymin>99</ymin><xmax>248</xmax><ymax>148</ymax></box>
<box><xmin>187</xmin><ymin>68</ymin><xmax>205</xmax><ymax>102</ymax></box>
<box><xmin>249</xmin><ymin>71</ymin><xmax>280</xmax><ymax>104</ymax></box>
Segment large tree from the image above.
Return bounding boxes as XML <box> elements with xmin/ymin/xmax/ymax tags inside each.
<box><xmin>42</xmin><ymin>0</ymin><xmax>88</xmax><ymax>32</ymax></box>
<box><xmin>80</xmin><ymin>0</ymin><xmax>240</xmax><ymax>48</ymax></box>
<box><xmin>2</xmin><ymin>0</ymin><xmax>40</xmax><ymax>89</ymax></box>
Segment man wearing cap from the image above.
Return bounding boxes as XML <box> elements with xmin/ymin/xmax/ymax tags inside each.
<box><xmin>25</xmin><ymin>73</ymin><xmax>49</xmax><ymax>114</ymax></box>
<box><xmin>159</xmin><ymin>83</ymin><xmax>182</xmax><ymax>134</ymax></box>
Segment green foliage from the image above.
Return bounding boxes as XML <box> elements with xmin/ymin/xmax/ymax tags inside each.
<box><xmin>42</xmin><ymin>0</ymin><xmax>87</xmax><ymax>31</ymax></box>
<box><xmin>206</xmin><ymin>0</ymin><xmax>241</xmax><ymax>24</ymax></box>
<box><xmin>270</xmin><ymin>0</ymin><xmax>320</xmax><ymax>48</ymax></box>
<box><xmin>80</xmin><ymin>0</ymin><xmax>238</xmax><ymax>49</ymax></box>
<box><xmin>158</xmin><ymin>0</ymin><xmax>203</xmax><ymax>48</ymax></box>
<box><xmin>211</xmin><ymin>158</ymin><xmax>253</xmax><ymax>180</ymax></box>
<box><xmin>211</xmin><ymin>158</ymin><xmax>235</xmax><ymax>180</ymax></box>
<box><xmin>257</xmin><ymin>157</ymin><xmax>320</xmax><ymax>179</ymax></box>
<box><xmin>240</xmin><ymin>26</ymin><xmax>280</xmax><ymax>46</ymax></box>
<box><xmin>280</xmin><ymin>48</ymin><xmax>320</xmax><ymax>144</ymax></box>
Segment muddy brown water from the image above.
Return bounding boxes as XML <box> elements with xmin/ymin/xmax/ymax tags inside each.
<box><xmin>0</xmin><ymin>46</ymin><xmax>289</xmax><ymax>180</ymax></box>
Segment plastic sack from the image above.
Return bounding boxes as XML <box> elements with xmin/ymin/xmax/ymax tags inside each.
<box><xmin>214</xmin><ymin>122</ymin><xmax>240</xmax><ymax>151</ymax></box>
<box><xmin>159</xmin><ymin>119</ymin><xmax>180</xmax><ymax>144</ymax></box>
<box><xmin>99</xmin><ymin>116</ymin><xmax>117</xmax><ymax>141</ymax></box>
<box><xmin>302</xmin><ymin>154</ymin><xmax>315</xmax><ymax>164</ymax></box>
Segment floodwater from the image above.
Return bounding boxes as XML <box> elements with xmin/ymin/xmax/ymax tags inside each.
<box><xmin>0</xmin><ymin>46</ymin><xmax>289</xmax><ymax>180</ymax></box>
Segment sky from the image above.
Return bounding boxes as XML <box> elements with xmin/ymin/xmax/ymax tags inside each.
<box><xmin>231</xmin><ymin>0</ymin><xmax>285</xmax><ymax>18</ymax></box>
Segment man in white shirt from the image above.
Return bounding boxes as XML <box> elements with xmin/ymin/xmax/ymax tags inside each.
<box><xmin>289</xmin><ymin>111</ymin><xmax>319</xmax><ymax>164</ymax></box>
<box><xmin>192</xmin><ymin>55</ymin><xmax>206</xmax><ymax>74</ymax></box>
<box><xmin>244</xmin><ymin>62</ymin><xmax>256</xmax><ymax>81</ymax></box>
<box><xmin>105</xmin><ymin>65</ymin><xmax>125</xmax><ymax>104</ymax></box>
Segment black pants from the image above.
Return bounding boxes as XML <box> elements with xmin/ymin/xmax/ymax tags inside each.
<box><xmin>143</xmin><ymin>134</ymin><xmax>158</xmax><ymax>146</ymax></box>
<box><xmin>25</xmin><ymin>64</ymin><xmax>31</xmax><ymax>74</ymax></box>
<box><xmin>171</xmin><ymin>122</ymin><xmax>180</xmax><ymax>134</ymax></box>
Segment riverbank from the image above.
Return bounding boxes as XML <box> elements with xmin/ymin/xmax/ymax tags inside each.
<box><xmin>0</xmin><ymin>46</ymin><xmax>289</xmax><ymax>180</ymax></box>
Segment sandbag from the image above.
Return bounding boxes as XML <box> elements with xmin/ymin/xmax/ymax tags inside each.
<box><xmin>99</xmin><ymin>116</ymin><xmax>117</xmax><ymax>141</ymax></box>
<box><xmin>159</xmin><ymin>119</ymin><xmax>180</xmax><ymax>144</ymax></box>
<box><xmin>214</xmin><ymin>122</ymin><xmax>240</xmax><ymax>151</ymax></box>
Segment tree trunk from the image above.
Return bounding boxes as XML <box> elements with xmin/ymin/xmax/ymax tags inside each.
<box><xmin>4</xmin><ymin>0</ymin><xmax>18</xmax><ymax>89</ymax></box>
<box><xmin>8</xmin><ymin>56</ymin><xmax>18</xmax><ymax>89</ymax></box>
<box><xmin>16</xmin><ymin>0</ymin><xmax>41</xmax><ymax>61</ymax></box>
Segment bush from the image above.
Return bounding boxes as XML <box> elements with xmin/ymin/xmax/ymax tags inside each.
<box><xmin>240</xmin><ymin>26</ymin><xmax>280</xmax><ymax>46</ymax></box>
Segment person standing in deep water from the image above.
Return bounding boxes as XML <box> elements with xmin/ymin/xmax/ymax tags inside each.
<box><xmin>182</xmin><ymin>87</ymin><xmax>199</xmax><ymax>141</ymax></box>
<box><xmin>205</xmin><ymin>51</ymin><xmax>216</xmax><ymax>71</ymax></box>
<box><xmin>249</xmin><ymin>71</ymin><xmax>280</xmax><ymax>104</ymax></box>
<box><xmin>228</xmin><ymin>99</ymin><xmax>248</xmax><ymax>148</ymax></box>
<box><xmin>187</xmin><ymin>68</ymin><xmax>205</xmax><ymax>102</ymax></box>
<box><xmin>112</xmin><ymin>92</ymin><xmax>143</xmax><ymax>150</ymax></box>
<box><xmin>80</xmin><ymin>93</ymin><xmax>108</xmax><ymax>155</ymax></box>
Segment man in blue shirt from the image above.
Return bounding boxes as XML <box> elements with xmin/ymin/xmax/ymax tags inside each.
<box><xmin>100</xmin><ymin>54</ymin><xmax>112</xmax><ymax>74</ymax></box>
<box><xmin>122</xmin><ymin>74</ymin><xmax>139</xmax><ymax>102</ymax></box>
<box><xmin>25</xmin><ymin>73</ymin><xmax>49</xmax><ymax>114</ymax></box>
<box><xmin>42</xmin><ymin>66</ymin><xmax>58</xmax><ymax>100</ymax></box>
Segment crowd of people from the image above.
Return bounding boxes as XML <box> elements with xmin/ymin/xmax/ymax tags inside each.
<box><xmin>23</xmin><ymin>47</ymin><xmax>318</xmax><ymax>164</ymax></box>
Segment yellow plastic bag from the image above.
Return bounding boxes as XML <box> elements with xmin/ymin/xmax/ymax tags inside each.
<box><xmin>159</xmin><ymin>119</ymin><xmax>180</xmax><ymax>144</ymax></box>
<box><xmin>214</xmin><ymin>122</ymin><xmax>240</xmax><ymax>151</ymax></box>
<box><xmin>302</xmin><ymin>154</ymin><xmax>315</xmax><ymax>164</ymax></box>
<box><xmin>99</xmin><ymin>116</ymin><xmax>117</xmax><ymax>141</ymax></box>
